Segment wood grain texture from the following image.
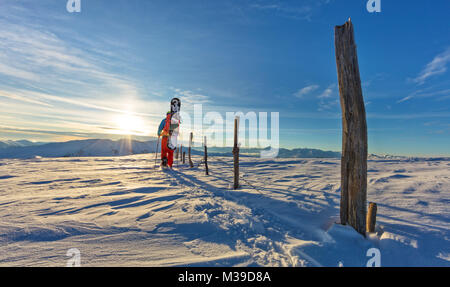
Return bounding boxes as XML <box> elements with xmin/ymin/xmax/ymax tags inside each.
<box><xmin>335</xmin><ymin>19</ymin><xmax>368</xmax><ymax>236</ymax></box>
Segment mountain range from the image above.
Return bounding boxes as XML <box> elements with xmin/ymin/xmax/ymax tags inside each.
<box><xmin>0</xmin><ymin>139</ymin><xmax>344</xmax><ymax>159</ymax></box>
<box><xmin>0</xmin><ymin>140</ymin><xmax>45</xmax><ymax>149</ymax></box>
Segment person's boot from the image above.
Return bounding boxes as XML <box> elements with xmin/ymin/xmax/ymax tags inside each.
<box><xmin>161</xmin><ymin>157</ymin><xmax>168</xmax><ymax>168</ymax></box>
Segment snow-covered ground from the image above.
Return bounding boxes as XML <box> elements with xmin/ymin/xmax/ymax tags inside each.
<box><xmin>0</xmin><ymin>155</ymin><xmax>448</xmax><ymax>266</ymax></box>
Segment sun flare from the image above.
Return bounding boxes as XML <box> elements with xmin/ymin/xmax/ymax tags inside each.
<box><xmin>114</xmin><ymin>113</ymin><xmax>146</xmax><ymax>135</ymax></box>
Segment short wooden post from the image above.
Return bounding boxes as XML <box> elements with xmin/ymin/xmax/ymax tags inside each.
<box><xmin>183</xmin><ymin>152</ymin><xmax>186</xmax><ymax>164</ymax></box>
<box><xmin>366</xmin><ymin>203</ymin><xmax>377</xmax><ymax>233</ymax></box>
<box><xmin>175</xmin><ymin>145</ymin><xmax>179</xmax><ymax>160</ymax></box>
<box><xmin>204</xmin><ymin>136</ymin><xmax>209</xmax><ymax>175</ymax></box>
<box><xmin>188</xmin><ymin>132</ymin><xmax>194</xmax><ymax>168</ymax></box>
<box><xmin>233</xmin><ymin>117</ymin><xmax>239</xmax><ymax>189</ymax></box>
<box><xmin>335</xmin><ymin>19</ymin><xmax>368</xmax><ymax>236</ymax></box>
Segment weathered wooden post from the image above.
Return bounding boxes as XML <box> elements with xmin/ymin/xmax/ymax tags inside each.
<box><xmin>233</xmin><ymin>117</ymin><xmax>240</xmax><ymax>189</ymax></box>
<box><xmin>366</xmin><ymin>202</ymin><xmax>377</xmax><ymax>233</ymax></box>
<box><xmin>204</xmin><ymin>136</ymin><xmax>209</xmax><ymax>175</ymax></box>
<box><xmin>335</xmin><ymin>18</ymin><xmax>368</xmax><ymax>236</ymax></box>
<box><xmin>188</xmin><ymin>132</ymin><xmax>194</xmax><ymax>168</ymax></box>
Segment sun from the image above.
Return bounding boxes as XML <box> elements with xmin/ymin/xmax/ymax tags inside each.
<box><xmin>114</xmin><ymin>113</ymin><xmax>146</xmax><ymax>135</ymax></box>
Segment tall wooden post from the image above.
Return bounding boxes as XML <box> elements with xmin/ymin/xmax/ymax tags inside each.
<box><xmin>175</xmin><ymin>145</ymin><xmax>179</xmax><ymax>160</ymax></box>
<box><xmin>204</xmin><ymin>136</ymin><xmax>209</xmax><ymax>175</ymax></box>
<box><xmin>188</xmin><ymin>132</ymin><xmax>194</xmax><ymax>168</ymax></box>
<box><xmin>233</xmin><ymin>117</ymin><xmax>240</xmax><ymax>189</ymax></box>
<box><xmin>335</xmin><ymin>19</ymin><xmax>368</xmax><ymax>236</ymax></box>
<box><xmin>183</xmin><ymin>152</ymin><xmax>186</xmax><ymax>164</ymax></box>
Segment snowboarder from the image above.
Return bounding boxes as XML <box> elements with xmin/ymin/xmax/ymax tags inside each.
<box><xmin>157</xmin><ymin>98</ymin><xmax>181</xmax><ymax>169</ymax></box>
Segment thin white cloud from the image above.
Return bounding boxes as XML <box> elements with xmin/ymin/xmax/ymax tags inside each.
<box><xmin>397</xmin><ymin>88</ymin><xmax>450</xmax><ymax>103</ymax></box>
<box><xmin>318</xmin><ymin>84</ymin><xmax>334</xmax><ymax>99</ymax></box>
<box><xmin>413</xmin><ymin>48</ymin><xmax>450</xmax><ymax>85</ymax></box>
<box><xmin>0</xmin><ymin>62</ymin><xmax>38</xmax><ymax>81</ymax></box>
<box><xmin>170</xmin><ymin>88</ymin><xmax>211</xmax><ymax>107</ymax></box>
<box><xmin>0</xmin><ymin>13</ymin><xmax>141</xmax><ymax>100</ymax></box>
<box><xmin>251</xmin><ymin>3</ymin><xmax>312</xmax><ymax>16</ymax></box>
<box><xmin>1</xmin><ymin>88</ymin><xmax>165</xmax><ymax>118</ymax></box>
<box><xmin>397</xmin><ymin>95</ymin><xmax>413</xmax><ymax>103</ymax></box>
<box><xmin>317</xmin><ymin>84</ymin><xmax>338</xmax><ymax>111</ymax></box>
<box><xmin>367</xmin><ymin>112</ymin><xmax>450</xmax><ymax>120</ymax></box>
<box><xmin>0</xmin><ymin>90</ymin><xmax>53</xmax><ymax>107</ymax></box>
<box><xmin>318</xmin><ymin>99</ymin><xmax>339</xmax><ymax>111</ymax></box>
<box><xmin>249</xmin><ymin>0</ymin><xmax>332</xmax><ymax>20</ymax></box>
<box><xmin>294</xmin><ymin>84</ymin><xmax>319</xmax><ymax>98</ymax></box>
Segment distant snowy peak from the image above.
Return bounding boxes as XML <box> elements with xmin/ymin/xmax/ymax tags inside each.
<box><xmin>0</xmin><ymin>139</ymin><xmax>159</xmax><ymax>159</ymax></box>
<box><xmin>368</xmin><ymin>153</ymin><xmax>449</xmax><ymax>161</ymax></box>
<box><xmin>368</xmin><ymin>153</ymin><xmax>406</xmax><ymax>160</ymax></box>
<box><xmin>0</xmin><ymin>140</ymin><xmax>45</xmax><ymax>149</ymax></box>
<box><xmin>277</xmin><ymin>148</ymin><xmax>341</xmax><ymax>159</ymax></box>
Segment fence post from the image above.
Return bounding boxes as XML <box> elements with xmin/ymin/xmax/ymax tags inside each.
<box><xmin>366</xmin><ymin>203</ymin><xmax>377</xmax><ymax>233</ymax></box>
<box><xmin>189</xmin><ymin>132</ymin><xmax>194</xmax><ymax>168</ymax></box>
<box><xmin>204</xmin><ymin>136</ymin><xmax>209</xmax><ymax>175</ymax></box>
<box><xmin>233</xmin><ymin>117</ymin><xmax>239</xmax><ymax>189</ymax></box>
<box><xmin>335</xmin><ymin>18</ymin><xmax>368</xmax><ymax>236</ymax></box>
<box><xmin>180</xmin><ymin>145</ymin><xmax>183</xmax><ymax>164</ymax></box>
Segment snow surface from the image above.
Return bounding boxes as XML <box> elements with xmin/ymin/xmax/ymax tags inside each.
<box><xmin>0</xmin><ymin>155</ymin><xmax>448</xmax><ymax>266</ymax></box>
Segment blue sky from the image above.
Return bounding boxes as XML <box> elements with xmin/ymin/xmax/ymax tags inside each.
<box><xmin>0</xmin><ymin>0</ymin><xmax>449</xmax><ymax>156</ymax></box>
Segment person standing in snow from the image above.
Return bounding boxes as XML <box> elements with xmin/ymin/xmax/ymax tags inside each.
<box><xmin>157</xmin><ymin>98</ymin><xmax>181</xmax><ymax>169</ymax></box>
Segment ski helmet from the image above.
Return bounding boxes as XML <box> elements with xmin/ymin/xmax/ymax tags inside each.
<box><xmin>170</xmin><ymin>97</ymin><xmax>181</xmax><ymax>113</ymax></box>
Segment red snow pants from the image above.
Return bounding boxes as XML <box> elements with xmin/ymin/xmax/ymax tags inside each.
<box><xmin>161</xmin><ymin>137</ymin><xmax>174</xmax><ymax>167</ymax></box>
